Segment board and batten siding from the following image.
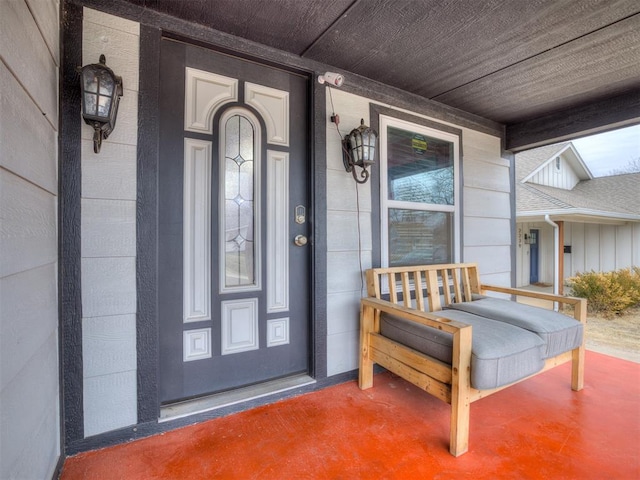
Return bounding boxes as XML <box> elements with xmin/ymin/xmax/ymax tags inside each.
<box><xmin>0</xmin><ymin>0</ymin><xmax>61</xmax><ymax>478</ymax></box>
<box><xmin>528</xmin><ymin>153</ymin><xmax>581</xmax><ymax>190</ymax></box>
<box><xmin>325</xmin><ymin>90</ymin><xmax>511</xmax><ymax>376</ymax></box>
<box><xmin>564</xmin><ymin>221</ymin><xmax>640</xmax><ymax>276</ymax></box>
<box><xmin>81</xmin><ymin>8</ymin><xmax>139</xmax><ymax>437</ymax></box>
<box><xmin>516</xmin><ymin>221</ymin><xmax>640</xmax><ymax>287</ymax></box>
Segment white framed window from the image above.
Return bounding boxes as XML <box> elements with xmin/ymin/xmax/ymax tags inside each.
<box><xmin>380</xmin><ymin>115</ymin><xmax>461</xmax><ymax>267</ymax></box>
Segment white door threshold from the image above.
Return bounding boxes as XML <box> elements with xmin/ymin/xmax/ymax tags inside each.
<box><xmin>159</xmin><ymin>374</ymin><xmax>316</xmax><ymax>422</ymax></box>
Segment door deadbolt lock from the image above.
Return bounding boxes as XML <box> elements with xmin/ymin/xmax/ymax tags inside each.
<box><xmin>294</xmin><ymin>234</ymin><xmax>308</xmax><ymax>247</ymax></box>
<box><xmin>295</xmin><ymin>205</ymin><xmax>306</xmax><ymax>224</ymax></box>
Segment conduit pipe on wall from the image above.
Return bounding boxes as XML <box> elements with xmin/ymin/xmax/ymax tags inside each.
<box><xmin>544</xmin><ymin>214</ymin><xmax>559</xmax><ymax>311</ymax></box>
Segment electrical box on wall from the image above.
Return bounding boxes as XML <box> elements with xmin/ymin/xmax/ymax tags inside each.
<box><xmin>564</xmin><ymin>245</ymin><xmax>572</xmax><ymax>254</ymax></box>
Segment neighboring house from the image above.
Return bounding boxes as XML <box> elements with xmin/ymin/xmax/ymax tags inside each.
<box><xmin>516</xmin><ymin>142</ymin><xmax>640</xmax><ymax>290</ymax></box>
<box><xmin>1</xmin><ymin>1</ymin><xmax>639</xmax><ymax>479</ymax></box>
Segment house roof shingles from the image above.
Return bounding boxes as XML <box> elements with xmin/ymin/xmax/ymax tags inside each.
<box><xmin>516</xmin><ymin>142</ymin><xmax>640</xmax><ymax>220</ymax></box>
<box><xmin>517</xmin><ymin>173</ymin><xmax>640</xmax><ymax>216</ymax></box>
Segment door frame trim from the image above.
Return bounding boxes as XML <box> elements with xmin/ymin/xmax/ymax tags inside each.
<box><xmin>137</xmin><ymin>29</ymin><xmax>327</xmax><ymax>422</ymax></box>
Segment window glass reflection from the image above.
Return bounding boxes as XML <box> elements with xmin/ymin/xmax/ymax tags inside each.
<box><xmin>388</xmin><ymin>209</ymin><xmax>453</xmax><ymax>266</ymax></box>
<box><xmin>387</xmin><ymin>126</ymin><xmax>454</xmax><ymax>205</ymax></box>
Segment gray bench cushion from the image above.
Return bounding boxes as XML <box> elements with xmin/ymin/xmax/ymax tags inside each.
<box><xmin>445</xmin><ymin>297</ymin><xmax>583</xmax><ymax>358</ymax></box>
<box><xmin>380</xmin><ymin>310</ymin><xmax>545</xmax><ymax>390</ymax></box>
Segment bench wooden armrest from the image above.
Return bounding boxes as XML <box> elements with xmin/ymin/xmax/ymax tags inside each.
<box><xmin>480</xmin><ymin>284</ymin><xmax>587</xmax><ymax>323</ymax></box>
<box><xmin>361</xmin><ymin>297</ymin><xmax>470</xmax><ymax>334</ymax></box>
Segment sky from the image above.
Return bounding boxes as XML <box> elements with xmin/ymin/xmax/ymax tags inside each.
<box><xmin>572</xmin><ymin>124</ymin><xmax>640</xmax><ymax>177</ymax></box>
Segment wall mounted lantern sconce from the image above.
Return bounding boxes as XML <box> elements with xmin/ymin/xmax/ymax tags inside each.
<box><xmin>342</xmin><ymin>119</ymin><xmax>377</xmax><ymax>184</ymax></box>
<box><xmin>78</xmin><ymin>55</ymin><xmax>123</xmax><ymax>154</ymax></box>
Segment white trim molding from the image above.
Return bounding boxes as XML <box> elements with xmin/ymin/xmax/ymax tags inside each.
<box><xmin>221</xmin><ymin>298</ymin><xmax>259</xmax><ymax>355</ymax></box>
<box><xmin>183</xmin><ymin>138</ymin><xmax>212</xmax><ymax>323</ymax></box>
<box><xmin>184</xmin><ymin>67</ymin><xmax>238</xmax><ymax>134</ymax></box>
<box><xmin>245</xmin><ymin>82</ymin><xmax>289</xmax><ymax>146</ymax></box>
<box><xmin>267</xmin><ymin>150</ymin><xmax>290</xmax><ymax>313</ymax></box>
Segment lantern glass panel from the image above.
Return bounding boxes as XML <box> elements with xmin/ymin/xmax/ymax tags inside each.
<box><xmin>98</xmin><ymin>70</ymin><xmax>114</xmax><ymax>95</ymax></box>
<box><xmin>83</xmin><ymin>71</ymin><xmax>98</xmax><ymax>93</ymax></box>
<box><xmin>349</xmin><ymin>133</ymin><xmax>361</xmax><ymax>163</ymax></box>
<box><xmin>84</xmin><ymin>93</ymin><xmax>97</xmax><ymax>116</ymax></box>
<box><xmin>97</xmin><ymin>95</ymin><xmax>112</xmax><ymax>118</ymax></box>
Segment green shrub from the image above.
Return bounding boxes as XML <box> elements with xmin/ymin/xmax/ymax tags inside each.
<box><xmin>567</xmin><ymin>267</ymin><xmax>640</xmax><ymax>316</ymax></box>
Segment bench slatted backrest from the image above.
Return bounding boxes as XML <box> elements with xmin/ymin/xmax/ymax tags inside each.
<box><xmin>365</xmin><ymin>263</ymin><xmax>482</xmax><ymax>313</ymax></box>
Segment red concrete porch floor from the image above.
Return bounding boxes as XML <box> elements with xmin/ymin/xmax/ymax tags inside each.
<box><xmin>61</xmin><ymin>351</ymin><xmax>639</xmax><ymax>479</ymax></box>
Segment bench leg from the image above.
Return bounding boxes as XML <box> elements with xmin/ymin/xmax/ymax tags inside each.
<box><xmin>450</xmin><ymin>325</ymin><xmax>472</xmax><ymax>456</ymax></box>
<box><xmin>359</xmin><ymin>304</ymin><xmax>374</xmax><ymax>390</ymax></box>
<box><xmin>571</xmin><ymin>345</ymin><xmax>585</xmax><ymax>391</ymax></box>
<box><xmin>572</xmin><ymin>298</ymin><xmax>586</xmax><ymax>391</ymax></box>
<box><xmin>450</xmin><ymin>392</ymin><xmax>470</xmax><ymax>456</ymax></box>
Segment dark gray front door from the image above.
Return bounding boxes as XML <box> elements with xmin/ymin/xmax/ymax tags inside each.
<box><xmin>158</xmin><ymin>39</ymin><xmax>310</xmax><ymax>404</ymax></box>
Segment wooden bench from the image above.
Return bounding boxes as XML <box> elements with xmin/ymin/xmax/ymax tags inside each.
<box><xmin>359</xmin><ymin>262</ymin><xmax>586</xmax><ymax>456</ymax></box>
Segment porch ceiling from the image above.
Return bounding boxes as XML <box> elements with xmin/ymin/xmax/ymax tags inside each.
<box><xmin>122</xmin><ymin>0</ymin><xmax>640</xmax><ymax>148</ymax></box>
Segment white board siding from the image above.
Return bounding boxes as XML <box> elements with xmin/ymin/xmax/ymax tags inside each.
<box><xmin>83</xmin><ymin>370</ymin><xmax>137</xmax><ymax>437</ymax></box>
<box><xmin>0</xmin><ymin>170</ymin><xmax>57</xmax><ymax>278</ymax></box>
<box><xmin>81</xmin><ymin>199</ymin><xmax>136</xmax><ymax>258</ymax></box>
<box><xmin>81</xmin><ymin>140</ymin><xmax>137</xmax><ymax>201</ymax></box>
<box><xmin>81</xmin><ymin>8</ymin><xmax>140</xmax><ymax>437</ymax></box>
<box><xmin>462</xmin><ymin>160</ymin><xmax>511</xmax><ymax>193</ymax></box>
<box><xmin>327</xmin><ymin>251</ymin><xmax>372</xmax><ymax>296</ymax></box>
<box><xmin>327</xmin><ymin>211</ymin><xmax>373</xmax><ymax>252</ymax></box>
<box><xmin>0</xmin><ymin>0</ymin><xmax>60</xmax><ymax>477</ymax></box>
<box><xmin>81</xmin><ymin>257</ymin><xmax>137</xmax><ymax>318</ymax></box>
<box><xmin>25</xmin><ymin>0</ymin><xmax>60</xmax><ymax>65</ymax></box>
<box><xmin>0</xmin><ymin>63</ymin><xmax>58</xmax><ymax>194</ymax></box>
<box><xmin>4</xmin><ymin>399</ymin><xmax>59</xmax><ymax>480</ymax></box>
<box><xmin>327</xmin><ymin>291</ymin><xmax>362</xmax><ymax>336</ymax></box>
<box><xmin>324</xmin><ymin>91</ymin><xmax>374</xmax><ymax>376</ymax></box>
<box><xmin>83</xmin><ymin>314</ymin><xmax>137</xmax><ymax>378</ymax></box>
<box><xmin>463</xmin><ymin>188</ymin><xmax>511</xmax><ymax>219</ymax></box>
<box><xmin>0</xmin><ymin>263</ymin><xmax>58</xmax><ymax>392</ymax></box>
<box><xmin>0</xmin><ymin>332</ymin><xmax>59</xmax><ymax>479</ymax></box>
<box><xmin>84</xmin><ymin>6</ymin><xmax>138</xmax><ymax>34</ymax></box>
<box><xmin>0</xmin><ymin>0</ymin><xmax>58</xmax><ymax>130</ymax></box>
<box><xmin>462</xmin><ymin>130</ymin><xmax>505</xmax><ymax>166</ymax></box>
<box><xmin>326</xmin><ymin>168</ymin><xmax>373</xmax><ymax>212</ymax></box>
<box><xmin>464</xmin><ymin>217</ymin><xmax>511</xmax><ymax>246</ymax></box>
<box><xmin>327</xmin><ymin>329</ymin><xmax>359</xmax><ymax>377</ymax></box>
<box><xmin>464</xmin><ymin>246</ymin><xmax>511</xmax><ymax>275</ymax></box>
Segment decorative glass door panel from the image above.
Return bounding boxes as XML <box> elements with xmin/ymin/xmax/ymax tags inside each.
<box><xmin>222</xmin><ymin>111</ymin><xmax>259</xmax><ymax>291</ymax></box>
<box><xmin>158</xmin><ymin>39</ymin><xmax>310</xmax><ymax>404</ymax></box>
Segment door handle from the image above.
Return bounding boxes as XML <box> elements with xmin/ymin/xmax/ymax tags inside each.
<box><xmin>294</xmin><ymin>235</ymin><xmax>308</xmax><ymax>247</ymax></box>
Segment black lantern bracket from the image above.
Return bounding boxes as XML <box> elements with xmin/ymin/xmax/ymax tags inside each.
<box><xmin>342</xmin><ymin>119</ymin><xmax>378</xmax><ymax>184</ymax></box>
<box><xmin>78</xmin><ymin>54</ymin><xmax>124</xmax><ymax>153</ymax></box>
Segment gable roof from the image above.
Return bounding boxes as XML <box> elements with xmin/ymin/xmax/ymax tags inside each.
<box><xmin>516</xmin><ymin>172</ymin><xmax>640</xmax><ymax>223</ymax></box>
<box><xmin>516</xmin><ymin>142</ymin><xmax>592</xmax><ymax>183</ymax></box>
<box><xmin>516</xmin><ymin>142</ymin><xmax>639</xmax><ymax>223</ymax></box>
